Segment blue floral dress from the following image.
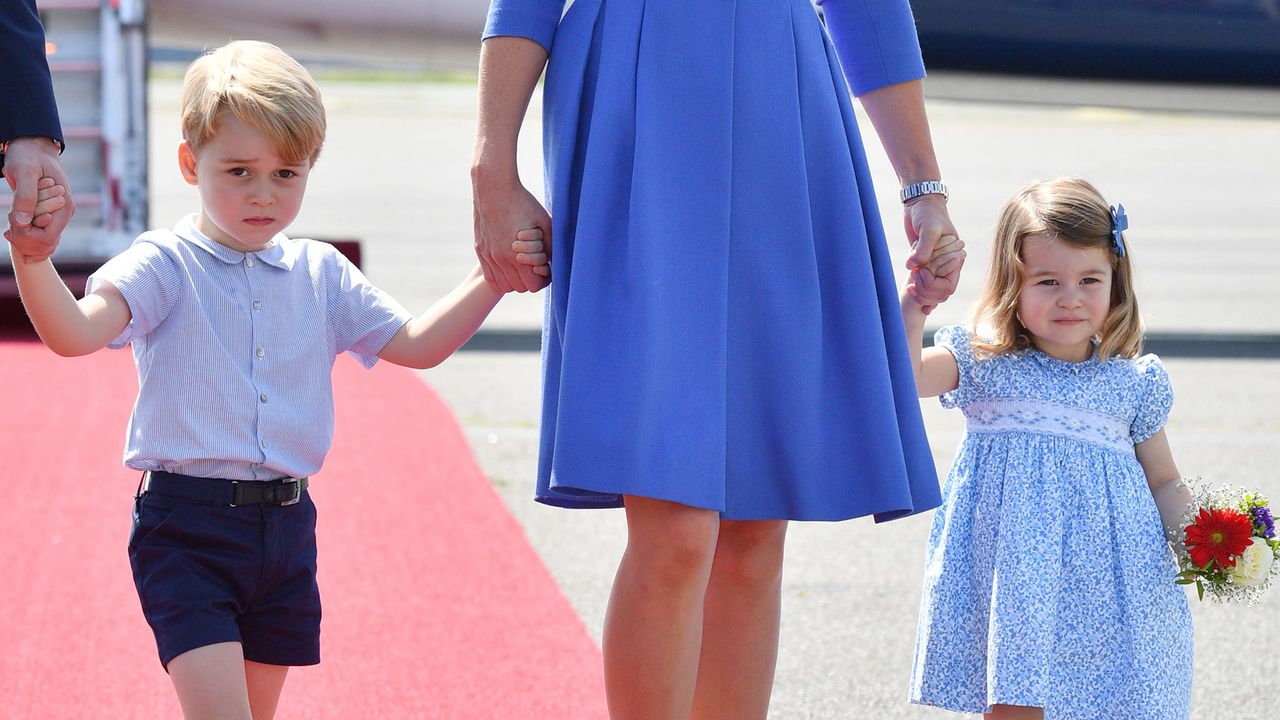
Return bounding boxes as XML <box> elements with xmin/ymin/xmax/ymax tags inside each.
<box><xmin>909</xmin><ymin>325</ymin><xmax>1193</xmax><ymax>718</ymax></box>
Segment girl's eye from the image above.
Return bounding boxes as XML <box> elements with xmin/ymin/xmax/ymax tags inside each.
<box><xmin>1036</xmin><ymin>279</ymin><xmax>1058</xmax><ymax>286</ymax></box>
<box><xmin>1081</xmin><ymin>277</ymin><xmax>1101</xmax><ymax>285</ymax></box>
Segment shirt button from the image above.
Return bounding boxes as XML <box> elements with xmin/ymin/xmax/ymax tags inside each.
<box><xmin>253</xmin><ymin>300</ymin><xmax>262</xmax><ymax>311</ymax></box>
<box><xmin>259</xmin><ymin>393</ymin><xmax>268</xmax><ymax>403</ymax></box>
<box><xmin>256</xmin><ymin>347</ymin><xmax>265</xmax><ymax>358</ymax></box>
<box><xmin>245</xmin><ymin>257</ymin><xmax>255</xmax><ymax>268</ymax></box>
<box><xmin>260</xmin><ymin>440</ymin><xmax>269</xmax><ymax>449</ymax></box>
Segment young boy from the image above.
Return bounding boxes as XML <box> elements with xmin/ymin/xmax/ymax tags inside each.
<box><xmin>6</xmin><ymin>41</ymin><xmax>547</xmax><ymax>720</ymax></box>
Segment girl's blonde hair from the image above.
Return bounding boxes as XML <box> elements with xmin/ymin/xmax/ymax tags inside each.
<box><xmin>972</xmin><ymin>177</ymin><xmax>1143</xmax><ymax>360</ymax></box>
<box><xmin>181</xmin><ymin>41</ymin><xmax>326</xmax><ymax>165</ymax></box>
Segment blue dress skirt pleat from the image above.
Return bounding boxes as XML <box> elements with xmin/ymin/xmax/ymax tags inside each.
<box><xmin>537</xmin><ymin>0</ymin><xmax>940</xmax><ymax>521</ymax></box>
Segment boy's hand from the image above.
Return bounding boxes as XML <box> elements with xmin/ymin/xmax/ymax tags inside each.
<box><xmin>511</xmin><ymin>226</ymin><xmax>550</xmax><ymax>281</ymax></box>
<box><xmin>5</xmin><ymin>177</ymin><xmax>69</xmax><ymax>263</ymax></box>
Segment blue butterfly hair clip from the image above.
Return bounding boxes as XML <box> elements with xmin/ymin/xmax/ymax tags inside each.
<box><xmin>1109</xmin><ymin>204</ymin><xmax>1128</xmax><ymax>258</ymax></box>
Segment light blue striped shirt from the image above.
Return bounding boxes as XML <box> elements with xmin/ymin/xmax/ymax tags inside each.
<box><xmin>87</xmin><ymin>215</ymin><xmax>412</xmax><ymax>481</ymax></box>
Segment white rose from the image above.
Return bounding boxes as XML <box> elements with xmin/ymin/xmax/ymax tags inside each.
<box><xmin>1229</xmin><ymin>537</ymin><xmax>1275</xmax><ymax>587</ymax></box>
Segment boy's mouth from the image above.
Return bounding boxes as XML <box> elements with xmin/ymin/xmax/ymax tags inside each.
<box><xmin>244</xmin><ymin>217</ymin><xmax>274</xmax><ymax>227</ymax></box>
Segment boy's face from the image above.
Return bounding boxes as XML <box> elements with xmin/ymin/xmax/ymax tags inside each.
<box><xmin>178</xmin><ymin>114</ymin><xmax>311</xmax><ymax>253</ymax></box>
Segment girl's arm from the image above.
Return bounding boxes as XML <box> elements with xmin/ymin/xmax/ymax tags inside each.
<box><xmin>900</xmin><ymin>289</ymin><xmax>958</xmax><ymax>398</ymax></box>
<box><xmin>377</xmin><ymin>230</ymin><xmax>548</xmax><ymax>370</ymax></box>
<box><xmin>1135</xmin><ymin>429</ymin><xmax>1194</xmax><ymax>539</ymax></box>
<box><xmin>11</xmin><ymin>252</ymin><xmax>131</xmax><ymax>356</ymax></box>
<box><xmin>471</xmin><ymin>36</ymin><xmax>552</xmax><ymax>294</ymax></box>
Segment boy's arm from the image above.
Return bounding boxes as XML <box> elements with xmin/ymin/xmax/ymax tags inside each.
<box><xmin>377</xmin><ymin>265</ymin><xmax>502</xmax><ymax>370</ymax></box>
<box><xmin>11</xmin><ymin>251</ymin><xmax>131</xmax><ymax>356</ymax></box>
<box><xmin>1135</xmin><ymin>429</ymin><xmax>1192</xmax><ymax>540</ymax></box>
<box><xmin>900</xmin><ymin>283</ymin><xmax>959</xmax><ymax>399</ymax></box>
<box><xmin>377</xmin><ymin>229</ymin><xmax>547</xmax><ymax>369</ymax></box>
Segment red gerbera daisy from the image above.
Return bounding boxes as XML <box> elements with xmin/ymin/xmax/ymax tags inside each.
<box><xmin>1184</xmin><ymin>507</ymin><xmax>1254</xmax><ymax>569</ymax></box>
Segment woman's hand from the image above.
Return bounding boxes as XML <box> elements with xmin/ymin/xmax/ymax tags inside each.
<box><xmin>471</xmin><ymin>173</ymin><xmax>552</xmax><ymax>292</ymax></box>
<box><xmin>903</xmin><ymin>195</ymin><xmax>964</xmax><ymax>309</ymax></box>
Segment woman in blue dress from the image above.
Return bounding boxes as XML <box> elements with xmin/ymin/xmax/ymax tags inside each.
<box><xmin>472</xmin><ymin>0</ymin><xmax>964</xmax><ymax>715</ymax></box>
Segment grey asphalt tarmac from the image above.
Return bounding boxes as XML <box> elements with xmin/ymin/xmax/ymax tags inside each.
<box><xmin>147</xmin><ymin>71</ymin><xmax>1280</xmax><ymax>719</ymax></box>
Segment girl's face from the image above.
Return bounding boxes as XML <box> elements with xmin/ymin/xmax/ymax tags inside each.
<box><xmin>1017</xmin><ymin>233</ymin><xmax>1114</xmax><ymax>362</ymax></box>
<box><xmin>178</xmin><ymin>113</ymin><xmax>311</xmax><ymax>253</ymax></box>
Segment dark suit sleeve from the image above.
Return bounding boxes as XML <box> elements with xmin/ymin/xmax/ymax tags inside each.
<box><xmin>0</xmin><ymin>0</ymin><xmax>64</xmax><ymax>150</ymax></box>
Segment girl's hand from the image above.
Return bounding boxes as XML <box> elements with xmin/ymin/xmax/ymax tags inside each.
<box><xmin>472</xmin><ymin>175</ymin><xmax>551</xmax><ymax>293</ymax></box>
<box><xmin>512</xmin><ymin>226</ymin><xmax>550</xmax><ymax>279</ymax></box>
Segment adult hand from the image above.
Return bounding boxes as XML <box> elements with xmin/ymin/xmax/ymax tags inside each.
<box><xmin>902</xmin><ymin>194</ymin><xmax>956</xmax><ymax>271</ymax></box>
<box><xmin>4</xmin><ymin>136</ymin><xmax>75</xmax><ymax>264</ymax></box>
<box><xmin>472</xmin><ymin>175</ymin><xmax>551</xmax><ymax>293</ymax></box>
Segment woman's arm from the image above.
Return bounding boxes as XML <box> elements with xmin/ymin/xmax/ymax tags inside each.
<box><xmin>471</xmin><ymin>36</ymin><xmax>553</xmax><ymax>294</ymax></box>
<box><xmin>1136</xmin><ymin>429</ymin><xmax>1193</xmax><ymax>540</ymax></box>
<box><xmin>858</xmin><ymin>80</ymin><xmax>959</xmax><ymax>294</ymax></box>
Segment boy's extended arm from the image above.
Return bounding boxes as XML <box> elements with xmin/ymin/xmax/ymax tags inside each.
<box><xmin>11</xmin><ymin>251</ymin><xmax>131</xmax><ymax>356</ymax></box>
<box><xmin>377</xmin><ymin>266</ymin><xmax>503</xmax><ymax>370</ymax></box>
<box><xmin>1136</xmin><ymin>429</ymin><xmax>1193</xmax><ymax>540</ymax></box>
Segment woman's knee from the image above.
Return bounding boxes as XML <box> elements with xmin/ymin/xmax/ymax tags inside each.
<box><xmin>712</xmin><ymin>520</ymin><xmax>787</xmax><ymax>587</ymax></box>
<box><xmin>623</xmin><ymin>496</ymin><xmax>720</xmax><ymax>585</ymax></box>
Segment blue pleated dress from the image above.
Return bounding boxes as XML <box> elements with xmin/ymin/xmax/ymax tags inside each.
<box><xmin>484</xmin><ymin>0</ymin><xmax>941</xmax><ymax>521</ymax></box>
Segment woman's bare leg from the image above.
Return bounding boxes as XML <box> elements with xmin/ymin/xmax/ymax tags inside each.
<box><xmin>690</xmin><ymin>519</ymin><xmax>788</xmax><ymax>720</ymax></box>
<box><xmin>603</xmin><ymin>495</ymin><xmax>720</xmax><ymax>720</ymax></box>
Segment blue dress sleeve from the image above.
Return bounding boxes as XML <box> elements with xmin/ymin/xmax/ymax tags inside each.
<box><xmin>816</xmin><ymin>0</ymin><xmax>927</xmax><ymax>96</ymax></box>
<box><xmin>1131</xmin><ymin>354</ymin><xmax>1173</xmax><ymax>444</ymax></box>
<box><xmin>933</xmin><ymin>324</ymin><xmax>976</xmax><ymax>409</ymax></box>
<box><xmin>482</xmin><ymin>0</ymin><xmax>568</xmax><ymax>55</ymax></box>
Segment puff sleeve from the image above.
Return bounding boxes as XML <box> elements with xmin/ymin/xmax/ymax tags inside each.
<box><xmin>933</xmin><ymin>324</ymin><xmax>979</xmax><ymax>410</ymax></box>
<box><xmin>482</xmin><ymin>0</ymin><xmax>568</xmax><ymax>55</ymax></box>
<box><xmin>1131</xmin><ymin>354</ymin><xmax>1174</xmax><ymax>444</ymax></box>
<box><xmin>815</xmin><ymin>0</ymin><xmax>927</xmax><ymax>96</ymax></box>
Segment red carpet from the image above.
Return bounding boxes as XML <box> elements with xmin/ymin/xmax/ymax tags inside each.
<box><xmin>0</xmin><ymin>340</ymin><xmax>607</xmax><ymax>719</ymax></box>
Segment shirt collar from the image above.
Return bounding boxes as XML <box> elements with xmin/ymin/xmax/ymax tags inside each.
<box><xmin>173</xmin><ymin>214</ymin><xmax>295</xmax><ymax>270</ymax></box>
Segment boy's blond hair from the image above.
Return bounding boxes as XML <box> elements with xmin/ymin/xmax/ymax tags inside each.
<box><xmin>181</xmin><ymin>41</ymin><xmax>326</xmax><ymax>165</ymax></box>
<box><xmin>971</xmin><ymin>177</ymin><xmax>1144</xmax><ymax>361</ymax></box>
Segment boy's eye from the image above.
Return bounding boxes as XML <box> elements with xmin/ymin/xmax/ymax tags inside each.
<box><xmin>277</xmin><ymin>169</ymin><xmax>297</xmax><ymax>179</ymax></box>
<box><xmin>229</xmin><ymin>167</ymin><xmax>249</xmax><ymax>177</ymax></box>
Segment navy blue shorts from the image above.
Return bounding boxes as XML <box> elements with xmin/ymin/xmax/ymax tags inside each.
<box><xmin>128</xmin><ymin>482</ymin><xmax>322</xmax><ymax>668</ymax></box>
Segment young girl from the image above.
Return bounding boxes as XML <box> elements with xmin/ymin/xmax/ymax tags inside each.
<box><xmin>901</xmin><ymin>177</ymin><xmax>1194</xmax><ymax>719</ymax></box>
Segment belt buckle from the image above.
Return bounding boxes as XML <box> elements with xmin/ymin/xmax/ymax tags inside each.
<box><xmin>279</xmin><ymin>478</ymin><xmax>302</xmax><ymax>506</ymax></box>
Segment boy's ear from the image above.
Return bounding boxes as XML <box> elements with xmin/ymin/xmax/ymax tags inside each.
<box><xmin>177</xmin><ymin>142</ymin><xmax>199</xmax><ymax>186</ymax></box>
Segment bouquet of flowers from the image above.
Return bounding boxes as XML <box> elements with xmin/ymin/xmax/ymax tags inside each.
<box><xmin>1174</xmin><ymin>482</ymin><xmax>1280</xmax><ymax>603</ymax></box>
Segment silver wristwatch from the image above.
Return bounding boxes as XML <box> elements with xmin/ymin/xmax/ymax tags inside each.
<box><xmin>900</xmin><ymin>180</ymin><xmax>948</xmax><ymax>203</ymax></box>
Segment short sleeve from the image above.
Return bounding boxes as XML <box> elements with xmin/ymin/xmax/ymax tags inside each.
<box><xmin>816</xmin><ymin>0</ymin><xmax>927</xmax><ymax>96</ymax></box>
<box><xmin>933</xmin><ymin>324</ymin><xmax>977</xmax><ymax>409</ymax></box>
<box><xmin>1131</xmin><ymin>354</ymin><xmax>1173</xmax><ymax>444</ymax></box>
<box><xmin>85</xmin><ymin>240</ymin><xmax>183</xmax><ymax>349</ymax></box>
<box><xmin>325</xmin><ymin>250</ymin><xmax>412</xmax><ymax>369</ymax></box>
<box><xmin>482</xmin><ymin>0</ymin><xmax>568</xmax><ymax>55</ymax></box>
